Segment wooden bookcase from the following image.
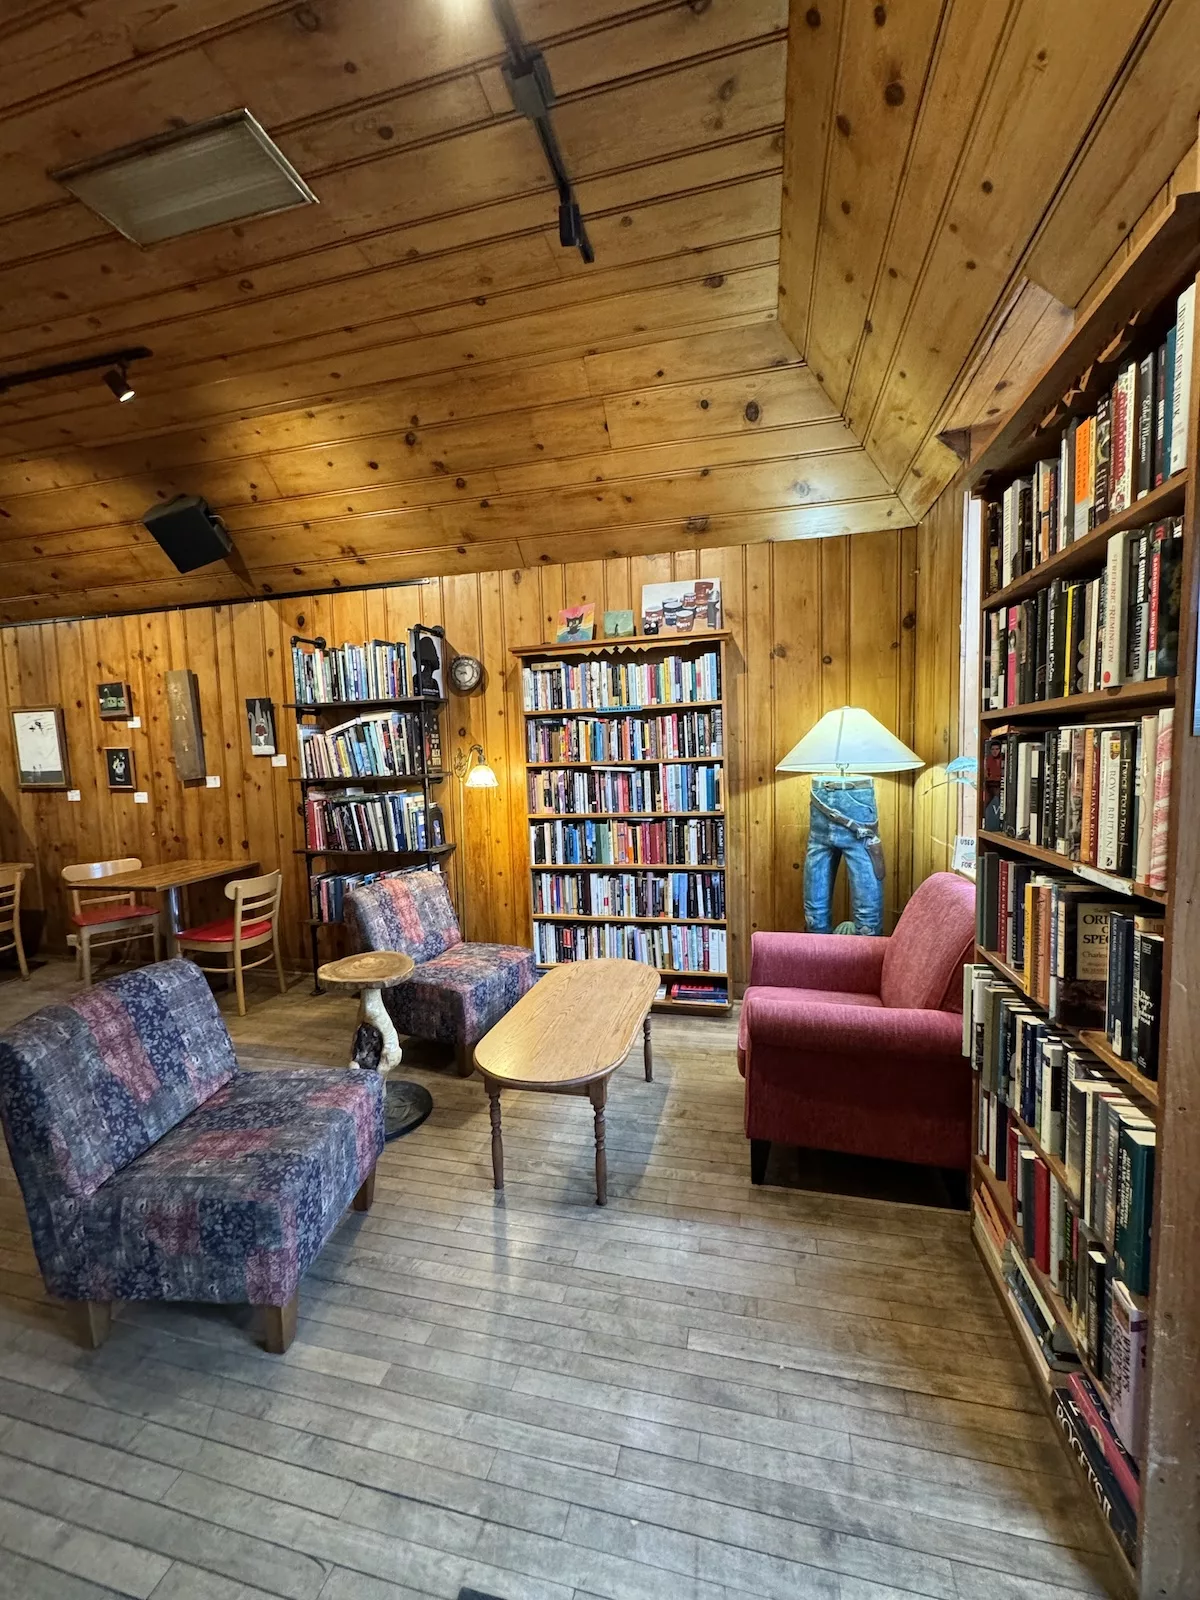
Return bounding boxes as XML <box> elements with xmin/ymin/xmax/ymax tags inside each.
<box><xmin>287</xmin><ymin>637</ymin><xmax>452</xmax><ymax>990</ymax></box>
<box><xmin>513</xmin><ymin>632</ymin><xmax>731</xmax><ymax>1015</ymax></box>
<box><xmin>966</xmin><ymin>195</ymin><xmax>1200</xmax><ymax>1596</ymax></box>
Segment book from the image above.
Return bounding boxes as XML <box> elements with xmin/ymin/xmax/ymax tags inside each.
<box><xmin>1136</xmin><ymin>350</ymin><xmax>1155</xmax><ymax>500</ymax></box>
<box><xmin>1051</xmin><ymin>1390</ymin><xmax>1138</xmax><ymax>1562</ymax></box>
<box><xmin>1091</xmin><ymin>399</ymin><xmax>1111</xmax><ymax>528</ymax></box>
<box><xmin>1132</xmin><ymin>931</ymin><xmax>1164</xmax><ymax>1079</ymax></box>
<box><xmin>1153</xmin><ymin>338</ymin><xmax>1168</xmax><ymax>486</ymax></box>
<box><xmin>1074</xmin><ymin>415</ymin><xmax>1095</xmax><ymax>537</ymax></box>
<box><xmin>1170</xmin><ymin>280</ymin><xmax>1195</xmax><ymax>476</ymax></box>
<box><xmin>1068</xmin><ymin>1372</ymin><xmax>1141</xmax><ymax>1512</ymax></box>
<box><xmin>1110</xmin><ymin>361</ymin><xmax>1135</xmax><ymax>515</ymax></box>
<box><xmin>1114</xmin><ymin>1123</ymin><xmax>1156</xmax><ymax>1295</ymax></box>
<box><xmin>1148</xmin><ymin>706</ymin><xmax>1173</xmax><ymax>891</ymax></box>
<box><xmin>1108</xmin><ymin>1278</ymin><xmax>1149</xmax><ymax>1459</ymax></box>
<box><xmin>1100</xmin><ymin>529</ymin><xmax>1134</xmax><ymax>688</ymax></box>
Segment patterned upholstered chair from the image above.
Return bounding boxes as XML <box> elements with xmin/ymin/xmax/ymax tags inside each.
<box><xmin>344</xmin><ymin>869</ymin><xmax>537</xmax><ymax>1075</ymax></box>
<box><xmin>0</xmin><ymin>959</ymin><xmax>383</xmax><ymax>1354</ymax></box>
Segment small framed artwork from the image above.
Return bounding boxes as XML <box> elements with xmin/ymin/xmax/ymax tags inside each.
<box><xmin>557</xmin><ymin>603</ymin><xmax>596</xmax><ymax>643</ymax></box>
<box><xmin>640</xmin><ymin>578</ymin><xmax>723</xmax><ymax>635</ymax></box>
<box><xmin>105</xmin><ymin>747</ymin><xmax>136</xmax><ymax>791</ymax></box>
<box><xmin>603</xmin><ymin>609</ymin><xmax>635</xmax><ymax>638</ymax></box>
<box><xmin>245</xmin><ymin>697</ymin><xmax>276</xmax><ymax>756</ymax></box>
<box><xmin>97</xmin><ymin>681</ymin><xmax>132</xmax><ymax>720</ymax></box>
<box><xmin>11</xmin><ymin>707</ymin><xmax>69</xmax><ymax>789</ymax></box>
<box><xmin>164</xmin><ymin>669</ymin><xmax>206</xmax><ymax>781</ymax></box>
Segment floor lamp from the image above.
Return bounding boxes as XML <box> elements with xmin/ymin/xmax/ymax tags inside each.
<box><xmin>777</xmin><ymin>707</ymin><xmax>924</xmax><ymax>935</ymax></box>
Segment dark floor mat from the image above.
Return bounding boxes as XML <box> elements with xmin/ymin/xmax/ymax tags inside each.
<box><xmin>457</xmin><ymin>1590</ymin><xmax>507</xmax><ymax>1600</ymax></box>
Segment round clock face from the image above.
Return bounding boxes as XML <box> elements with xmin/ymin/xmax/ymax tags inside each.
<box><xmin>449</xmin><ymin>654</ymin><xmax>484</xmax><ymax>694</ymax></box>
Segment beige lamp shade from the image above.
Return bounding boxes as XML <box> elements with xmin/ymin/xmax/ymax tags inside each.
<box><xmin>776</xmin><ymin>707</ymin><xmax>924</xmax><ymax>774</ymax></box>
<box><xmin>464</xmin><ymin>760</ymin><xmax>498</xmax><ymax>789</ymax></box>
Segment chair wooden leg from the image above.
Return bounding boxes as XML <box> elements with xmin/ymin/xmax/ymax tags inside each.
<box><xmin>352</xmin><ymin>1170</ymin><xmax>376</xmax><ymax>1212</ymax></box>
<box><xmin>234</xmin><ymin>951</ymin><xmax>247</xmax><ymax>1016</ymax></box>
<box><xmin>73</xmin><ymin>1300</ymin><xmax>112</xmax><ymax>1349</ymax></box>
<box><xmin>14</xmin><ymin>924</ymin><xmax>28</xmax><ymax>981</ymax></box>
<box><xmin>486</xmin><ymin>1083</ymin><xmax>504</xmax><ymax>1191</ymax></box>
<box><xmin>750</xmin><ymin>1138</ymin><xmax>770</xmax><ymax>1186</ymax></box>
<box><xmin>152</xmin><ymin>920</ymin><xmax>162</xmax><ymax>963</ymax></box>
<box><xmin>259</xmin><ymin>1291</ymin><xmax>298</xmax><ymax>1354</ymax></box>
<box><xmin>274</xmin><ymin>933</ymin><xmax>287</xmax><ymax>995</ymax></box>
<box><xmin>643</xmin><ymin>1014</ymin><xmax>653</xmax><ymax>1082</ymax></box>
<box><xmin>591</xmin><ymin>1079</ymin><xmax>608</xmax><ymax>1207</ymax></box>
<box><xmin>80</xmin><ymin>930</ymin><xmax>92</xmax><ymax>988</ymax></box>
<box><xmin>454</xmin><ymin>1040</ymin><xmax>474</xmax><ymax>1077</ymax></box>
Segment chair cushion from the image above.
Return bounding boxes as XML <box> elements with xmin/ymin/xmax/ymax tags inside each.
<box><xmin>879</xmin><ymin>871</ymin><xmax>976</xmax><ymax>1012</ymax></box>
<box><xmin>25</xmin><ymin>1068</ymin><xmax>384</xmax><ymax>1306</ymax></box>
<box><xmin>343</xmin><ymin>869</ymin><xmax>461</xmax><ymax>964</ymax></box>
<box><xmin>179</xmin><ymin>916</ymin><xmax>272</xmax><ymax>943</ymax></box>
<box><xmin>0</xmin><ymin>960</ymin><xmax>236</xmax><ymax>1200</ymax></box>
<box><xmin>71</xmin><ymin>903</ymin><xmax>158</xmax><ymax>927</ymax></box>
<box><xmin>385</xmin><ymin>942</ymin><xmax>537</xmax><ymax>1048</ymax></box>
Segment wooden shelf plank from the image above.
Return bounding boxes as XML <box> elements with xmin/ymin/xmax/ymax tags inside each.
<box><xmin>980</xmin><ymin>678</ymin><xmax>1175</xmax><ymax>723</ymax></box>
<box><xmin>975</xmin><ymin>946</ymin><xmax>1160</xmax><ymax>1113</ymax></box>
<box><xmin>982</xmin><ymin>475</ymin><xmax>1188</xmax><ymax>611</ymax></box>
<box><xmin>513</xmin><ymin>631</ymin><xmax>732</xmax><ymax>657</ymax></box>
<box><xmin>978</xmin><ymin>830</ymin><xmax>1169</xmax><ymax>903</ymax></box>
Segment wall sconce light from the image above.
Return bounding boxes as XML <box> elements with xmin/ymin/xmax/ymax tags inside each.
<box><xmin>453</xmin><ymin>743</ymin><xmax>498</xmax><ymax>789</ymax></box>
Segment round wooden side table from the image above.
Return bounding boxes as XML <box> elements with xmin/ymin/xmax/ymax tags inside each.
<box><xmin>317</xmin><ymin>950</ymin><xmax>414</xmax><ymax>1072</ymax></box>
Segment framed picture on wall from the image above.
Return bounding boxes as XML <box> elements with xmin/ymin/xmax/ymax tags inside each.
<box><xmin>105</xmin><ymin>747</ymin><xmax>136</xmax><ymax>791</ymax></box>
<box><xmin>245</xmin><ymin>697</ymin><xmax>276</xmax><ymax>756</ymax></box>
<box><xmin>97</xmin><ymin>681</ymin><xmax>132</xmax><ymax>720</ymax></box>
<box><xmin>11</xmin><ymin>707</ymin><xmax>69</xmax><ymax>789</ymax></box>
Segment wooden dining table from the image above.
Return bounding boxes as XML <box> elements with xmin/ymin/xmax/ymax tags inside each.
<box><xmin>100</xmin><ymin>858</ymin><xmax>258</xmax><ymax>955</ymax></box>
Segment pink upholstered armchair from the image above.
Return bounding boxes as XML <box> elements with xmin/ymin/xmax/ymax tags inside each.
<box><xmin>737</xmin><ymin>871</ymin><xmax>976</xmax><ymax>1183</ymax></box>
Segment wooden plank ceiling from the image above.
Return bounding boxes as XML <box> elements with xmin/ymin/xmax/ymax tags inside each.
<box><xmin>0</xmin><ymin>0</ymin><xmax>1195</xmax><ymax>622</ymax></box>
<box><xmin>779</xmin><ymin>0</ymin><xmax>1200</xmax><ymax>519</ymax></box>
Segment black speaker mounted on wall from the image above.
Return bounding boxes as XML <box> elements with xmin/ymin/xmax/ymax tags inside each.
<box><xmin>142</xmin><ymin>494</ymin><xmax>232</xmax><ymax>573</ymax></box>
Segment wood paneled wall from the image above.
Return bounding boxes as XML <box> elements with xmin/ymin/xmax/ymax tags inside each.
<box><xmin>0</xmin><ymin>528</ymin><xmax>966</xmax><ymax>989</ymax></box>
<box><xmin>911</xmin><ymin>480</ymin><xmax>966</xmax><ymax>888</ymax></box>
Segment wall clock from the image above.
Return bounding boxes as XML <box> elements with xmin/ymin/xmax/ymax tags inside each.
<box><xmin>449</xmin><ymin>654</ymin><xmax>484</xmax><ymax>694</ymax></box>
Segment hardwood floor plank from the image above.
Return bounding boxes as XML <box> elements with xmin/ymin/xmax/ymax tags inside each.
<box><xmin>0</xmin><ymin>1492</ymin><xmax>172</xmax><ymax>1599</ymax></box>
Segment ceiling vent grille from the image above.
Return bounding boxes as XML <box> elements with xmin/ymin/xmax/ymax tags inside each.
<box><xmin>51</xmin><ymin>110</ymin><xmax>317</xmax><ymax>246</ymax></box>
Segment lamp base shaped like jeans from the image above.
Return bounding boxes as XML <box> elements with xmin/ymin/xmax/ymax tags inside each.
<box><xmin>803</xmin><ymin>778</ymin><xmax>885</xmax><ymax>935</ymax></box>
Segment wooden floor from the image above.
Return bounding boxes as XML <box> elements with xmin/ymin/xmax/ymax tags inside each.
<box><xmin>0</xmin><ymin>959</ymin><xmax>1124</xmax><ymax>1600</ymax></box>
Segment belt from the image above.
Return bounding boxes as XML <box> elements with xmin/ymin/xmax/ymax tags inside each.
<box><xmin>809</xmin><ymin>793</ymin><xmax>887</xmax><ymax>880</ymax></box>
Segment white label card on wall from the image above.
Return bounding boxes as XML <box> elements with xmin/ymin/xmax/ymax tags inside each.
<box><xmin>134</xmin><ymin>792</ymin><xmax>149</xmax><ymax>804</ymax></box>
<box><xmin>206</xmin><ymin>775</ymin><xmax>221</xmax><ymax>789</ymax></box>
<box><xmin>127</xmin><ymin>717</ymin><xmax>141</xmax><ymax>729</ymax></box>
<box><xmin>271</xmin><ymin>753</ymin><xmax>288</xmax><ymax>768</ymax></box>
<box><xmin>67</xmin><ymin>789</ymin><xmax>81</xmax><ymax>802</ymax></box>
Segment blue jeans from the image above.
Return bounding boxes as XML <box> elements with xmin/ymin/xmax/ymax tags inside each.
<box><xmin>804</xmin><ymin>779</ymin><xmax>885</xmax><ymax>936</ymax></box>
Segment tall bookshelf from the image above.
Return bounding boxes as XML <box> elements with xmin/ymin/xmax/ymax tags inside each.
<box><xmin>287</xmin><ymin>634</ymin><xmax>453</xmax><ymax>989</ymax></box>
<box><xmin>966</xmin><ymin>195</ymin><xmax>1200</xmax><ymax>1596</ymax></box>
<box><xmin>513</xmin><ymin>632</ymin><xmax>731</xmax><ymax>1014</ymax></box>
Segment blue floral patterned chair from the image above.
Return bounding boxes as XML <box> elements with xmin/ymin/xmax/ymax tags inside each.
<box><xmin>0</xmin><ymin>958</ymin><xmax>383</xmax><ymax>1354</ymax></box>
<box><xmin>344</xmin><ymin>869</ymin><xmax>536</xmax><ymax>1075</ymax></box>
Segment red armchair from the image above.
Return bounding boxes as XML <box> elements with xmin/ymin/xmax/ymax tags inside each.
<box><xmin>737</xmin><ymin>871</ymin><xmax>976</xmax><ymax>1182</ymax></box>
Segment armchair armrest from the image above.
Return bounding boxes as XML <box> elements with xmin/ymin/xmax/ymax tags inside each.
<box><xmin>747</xmin><ymin>931</ymin><xmax>888</xmax><ymax>995</ymax></box>
<box><xmin>743</xmin><ymin>992</ymin><xmax>964</xmax><ymax>1058</ymax></box>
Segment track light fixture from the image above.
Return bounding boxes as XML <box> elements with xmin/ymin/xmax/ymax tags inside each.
<box><xmin>103</xmin><ymin>365</ymin><xmax>136</xmax><ymax>402</ymax></box>
<box><xmin>490</xmin><ymin>0</ymin><xmax>594</xmax><ymax>264</ymax></box>
<box><xmin>0</xmin><ymin>345</ymin><xmax>151</xmax><ymax>397</ymax></box>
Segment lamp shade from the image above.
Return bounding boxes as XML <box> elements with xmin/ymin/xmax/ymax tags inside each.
<box><xmin>464</xmin><ymin>760</ymin><xmax>498</xmax><ymax>789</ymax></box>
<box><xmin>776</xmin><ymin>707</ymin><xmax>924</xmax><ymax>774</ymax></box>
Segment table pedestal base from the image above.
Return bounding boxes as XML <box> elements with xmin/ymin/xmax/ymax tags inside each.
<box><xmin>351</xmin><ymin>986</ymin><xmax>403</xmax><ymax>1073</ymax></box>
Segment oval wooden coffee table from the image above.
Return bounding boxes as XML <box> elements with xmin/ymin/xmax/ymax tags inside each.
<box><xmin>472</xmin><ymin>958</ymin><xmax>660</xmax><ymax>1206</ymax></box>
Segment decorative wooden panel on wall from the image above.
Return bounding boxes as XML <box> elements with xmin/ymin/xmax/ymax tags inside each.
<box><xmin>910</xmin><ymin>480</ymin><xmax>965</xmax><ymax>890</ymax></box>
<box><xmin>0</xmin><ymin>532</ymin><xmax>947</xmax><ymax>986</ymax></box>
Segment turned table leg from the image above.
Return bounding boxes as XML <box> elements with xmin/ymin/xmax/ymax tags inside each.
<box><xmin>643</xmin><ymin>1014</ymin><xmax>653</xmax><ymax>1082</ymax></box>
<box><xmin>360</xmin><ymin>983</ymin><xmax>403</xmax><ymax>1073</ymax></box>
<box><xmin>590</xmin><ymin>1078</ymin><xmax>608</xmax><ymax>1207</ymax></box>
<box><xmin>487</xmin><ymin>1081</ymin><xmax>504</xmax><ymax>1191</ymax></box>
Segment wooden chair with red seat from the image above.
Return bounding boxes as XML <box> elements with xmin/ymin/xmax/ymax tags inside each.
<box><xmin>176</xmin><ymin>869</ymin><xmax>286</xmax><ymax>1016</ymax></box>
<box><xmin>62</xmin><ymin>858</ymin><xmax>162</xmax><ymax>987</ymax></box>
<box><xmin>0</xmin><ymin>866</ymin><xmax>30</xmax><ymax>981</ymax></box>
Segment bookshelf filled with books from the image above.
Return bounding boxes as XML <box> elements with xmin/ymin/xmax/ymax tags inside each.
<box><xmin>964</xmin><ymin>195</ymin><xmax>1200</xmax><ymax>1595</ymax></box>
<box><xmin>514</xmin><ymin>632</ymin><xmax>732</xmax><ymax>1014</ymax></box>
<box><xmin>289</xmin><ymin>632</ymin><xmax>452</xmax><ymax>988</ymax></box>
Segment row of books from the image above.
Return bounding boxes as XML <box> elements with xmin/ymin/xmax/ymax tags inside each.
<box><xmin>983</xmin><ymin>518</ymin><xmax>1182</xmax><ymax>708</ymax></box>
<box><xmin>522</xmin><ymin>651</ymin><xmax>721</xmax><ymax>712</ymax></box>
<box><xmin>309</xmin><ymin>867</ymin><xmax>409</xmax><ymax>924</ymax></box>
<box><xmin>529</xmin><ymin>816</ymin><xmax>725</xmax><ymax>867</ymax></box>
<box><xmin>525</xmin><ymin>707</ymin><xmax>723</xmax><ymax>763</ymax></box>
<box><xmin>292</xmin><ymin>638</ymin><xmax>412</xmax><ymax>704</ymax></box>
<box><xmin>982</xmin><ymin>708</ymin><xmax>1172</xmax><ymax>886</ymax></box>
<box><xmin>971</xmin><ymin>968</ymin><xmax>1157</xmax><ymax>1293</ymax></box>
<box><xmin>976</xmin><ymin>856</ymin><xmax>1164</xmax><ymax>1075</ymax></box>
<box><xmin>303</xmin><ymin>790</ymin><xmax>440</xmax><ymax>854</ymax></box>
<box><xmin>986</xmin><ymin>282</ymin><xmax>1194</xmax><ymax>590</ymax></box>
<box><xmin>533</xmin><ymin>920</ymin><xmax>727</xmax><ymax>973</ymax></box>
<box><xmin>531</xmin><ymin>869</ymin><xmax>726</xmax><ymax>921</ymax></box>
<box><xmin>297</xmin><ymin>711</ymin><xmax>440</xmax><ymax>779</ymax></box>
<box><xmin>527</xmin><ymin>764</ymin><xmax>722</xmax><ymax>817</ymax></box>
<box><xmin>663</xmin><ymin>980</ymin><xmax>729</xmax><ymax>1006</ymax></box>
<box><xmin>974</xmin><ymin>1197</ymin><xmax>1142</xmax><ymax>1563</ymax></box>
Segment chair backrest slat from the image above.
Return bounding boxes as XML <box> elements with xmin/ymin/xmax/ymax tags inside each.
<box><xmin>0</xmin><ymin>866</ymin><xmax>20</xmax><ymax>943</ymax></box>
<box><xmin>62</xmin><ymin>858</ymin><xmax>142</xmax><ymax>919</ymax></box>
<box><xmin>225</xmin><ymin>870</ymin><xmax>281</xmax><ymax>940</ymax></box>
